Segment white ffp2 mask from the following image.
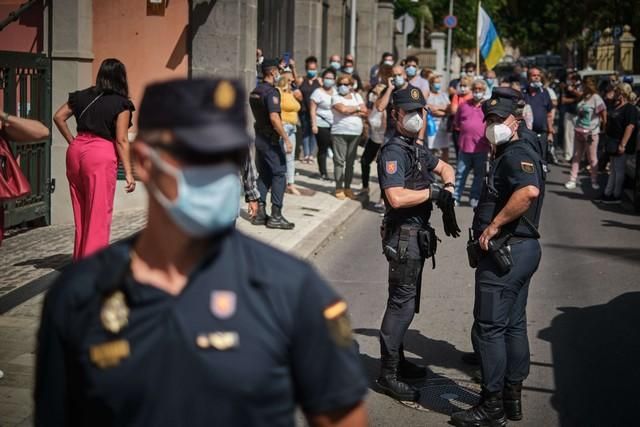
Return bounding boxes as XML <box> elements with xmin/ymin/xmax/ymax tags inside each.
<box><xmin>402</xmin><ymin>111</ymin><xmax>424</xmax><ymax>134</ymax></box>
<box><xmin>485</xmin><ymin>123</ymin><xmax>513</xmax><ymax>145</ymax></box>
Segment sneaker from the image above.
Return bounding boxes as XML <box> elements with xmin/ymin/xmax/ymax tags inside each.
<box><xmin>591</xmin><ymin>181</ymin><xmax>600</xmax><ymax>191</ymax></box>
<box><xmin>564</xmin><ymin>180</ymin><xmax>577</xmax><ymax>190</ymax></box>
<box><xmin>602</xmin><ymin>197</ymin><xmax>622</xmax><ymax>205</ymax></box>
<box><xmin>344</xmin><ymin>189</ymin><xmax>358</xmax><ymax>200</ymax></box>
<box><xmin>335</xmin><ymin>189</ymin><xmax>346</xmax><ymax>200</ymax></box>
<box><xmin>373</xmin><ymin>200</ymin><xmax>385</xmax><ymax>213</ymax></box>
<box><xmin>470</xmin><ymin>198</ymin><xmax>479</xmax><ymax>209</ymax></box>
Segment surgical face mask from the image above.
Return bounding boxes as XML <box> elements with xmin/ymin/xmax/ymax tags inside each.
<box><xmin>486</xmin><ymin>78</ymin><xmax>495</xmax><ymax>86</ymax></box>
<box><xmin>459</xmin><ymin>85</ymin><xmax>469</xmax><ymax>94</ymax></box>
<box><xmin>273</xmin><ymin>72</ymin><xmax>281</xmax><ymax>83</ymax></box>
<box><xmin>406</xmin><ymin>66</ymin><xmax>417</xmax><ymax>77</ymax></box>
<box><xmin>485</xmin><ymin>122</ymin><xmax>513</xmax><ymax>145</ymax></box>
<box><xmin>520</xmin><ymin>71</ymin><xmax>527</xmax><ymax>78</ymax></box>
<box><xmin>432</xmin><ymin>83</ymin><xmax>442</xmax><ymax>92</ymax></box>
<box><xmin>148</xmin><ymin>151</ymin><xmax>241</xmax><ymax>236</ymax></box>
<box><xmin>344</xmin><ymin>66</ymin><xmax>354</xmax><ymax>74</ymax></box>
<box><xmin>401</xmin><ymin>111</ymin><xmax>424</xmax><ymax>134</ymax></box>
<box><xmin>257</xmin><ymin>56</ymin><xmax>264</xmax><ymax>65</ymax></box>
<box><xmin>393</xmin><ymin>75</ymin><xmax>405</xmax><ymax>88</ymax></box>
<box><xmin>530</xmin><ymin>81</ymin><xmax>543</xmax><ymax>89</ymax></box>
<box><xmin>466</xmin><ymin>70</ymin><xmax>475</xmax><ymax>77</ymax></box>
<box><xmin>337</xmin><ymin>84</ymin><xmax>350</xmax><ymax>96</ymax></box>
<box><xmin>330</xmin><ymin>61</ymin><xmax>341</xmax><ymax>70</ymax></box>
<box><xmin>383</xmin><ymin>60</ymin><xmax>394</xmax><ymax>66</ymax></box>
<box><xmin>323</xmin><ymin>78</ymin><xmax>335</xmax><ymax>88</ymax></box>
<box><xmin>306</xmin><ymin>69</ymin><xmax>317</xmax><ymax>78</ymax></box>
<box><xmin>473</xmin><ymin>91</ymin><xmax>485</xmax><ymax>101</ymax></box>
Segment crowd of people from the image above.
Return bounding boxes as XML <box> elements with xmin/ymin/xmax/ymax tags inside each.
<box><xmin>253</xmin><ymin>49</ymin><xmax>639</xmax><ymax>217</ymax></box>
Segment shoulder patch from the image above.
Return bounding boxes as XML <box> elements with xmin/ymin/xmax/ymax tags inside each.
<box><xmin>324</xmin><ymin>300</ymin><xmax>352</xmax><ymax>347</ymax></box>
<box><xmin>272</xmin><ymin>96</ymin><xmax>279</xmax><ymax>105</ymax></box>
<box><xmin>521</xmin><ymin>161</ymin><xmax>535</xmax><ymax>173</ymax></box>
<box><xmin>410</xmin><ymin>88</ymin><xmax>420</xmax><ymax>100</ymax></box>
<box><xmin>386</xmin><ymin>160</ymin><xmax>398</xmax><ymax>175</ymax></box>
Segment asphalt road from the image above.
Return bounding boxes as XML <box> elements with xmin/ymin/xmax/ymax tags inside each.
<box><xmin>310</xmin><ymin>163</ymin><xmax>640</xmax><ymax>427</ymax></box>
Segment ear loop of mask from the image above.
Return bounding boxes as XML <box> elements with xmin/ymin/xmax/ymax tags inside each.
<box><xmin>147</xmin><ymin>148</ymin><xmax>181</xmax><ymax>208</ymax></box>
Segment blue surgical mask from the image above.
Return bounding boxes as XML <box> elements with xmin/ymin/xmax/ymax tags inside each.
<box><xmin>344</xmin><ymin>66</ymin><xmax>354</xmax><ymax>74</ymax></box>
<box><xmin>406</xmin><ymin>66</ymin><xmax>417</xmax><ymax>77</ymax></box>
<box><xmin>149</xmin><ymin>151</ymin><xmax>240</xmax><ymax>236</ymax></box>
<box><xmin>330</xmin><ymin>61</ymin><xmax>341</xmax><ymax>71</ymax></box>
<box><xmin>307</xmin><ymin>69</ymin><xmax>317</xmax><ymax>78</ymax></box>
<box><xmin>337</xmin><ymin>84</ymin><xmax>350</xmax><ymax>96</ymax></box>
<box><xmin>486</xmin><ymin>78</ymin><xmax>495</xmax><ymax>86</ymax></box>
<box><xmin>393</xmin><ymin>76</ymin><xmax>405</xmax><ymax>88</ymax></box>
<box><xmin>432</xmin><ymin>83</ymin><xmax>441</xmax><ymax>92</ymax></box>
<box><xmin>323</xmin><ymin>78</ymin><xmax>335</xmax><ymax>88</ymax></box>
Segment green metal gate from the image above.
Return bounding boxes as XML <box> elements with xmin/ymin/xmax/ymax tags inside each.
<box><xmin>0</xmin><ymin>51</ymin><xmax>52</xmax><ymax>228</ymax></box>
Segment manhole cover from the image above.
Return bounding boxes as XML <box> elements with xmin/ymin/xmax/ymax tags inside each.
<box><xmin>399</xmin><ymin>377</ymin><xmax>481</xmax><ymax>414</ymax></box>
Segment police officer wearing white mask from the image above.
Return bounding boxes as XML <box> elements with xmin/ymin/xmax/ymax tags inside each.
<box><xmin>376</xmin><ymin>86</ymin><xmax>460</xmax><ymax>402</ymax></box>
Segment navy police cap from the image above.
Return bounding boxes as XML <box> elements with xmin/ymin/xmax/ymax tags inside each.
<box><xmin>138</xmin><ymin>78</ymin><xmax>250</xmax><ymax>154</ymax></box>
<box><xmin>261</xmin><ymin>58</ymin><xmax>280</xmax><ymax>73</ymax></box>
<box><xmin>483</xmin><ymin>87</ymin><xmax>524</xmax><ymax>120</ymax></box>
<box><xmin>392</xmin><ymin>85</ymin><xmax>426</xmax><ymax>111</ymax></box>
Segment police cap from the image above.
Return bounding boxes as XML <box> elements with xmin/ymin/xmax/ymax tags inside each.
<box><xmin>483</xmin><ymin>87</ymin><xmax>523</xmax><ymax>120</ymax></box>
<box><xmin>138</xmin><ymin>78</ymin><xmax>250</xmax><ymax>155</ymax></box>
<box><xmin>392</xmin><ymin>86</ymin><xmax>426</xmax><ymax>111</ymax></box>
<box><xmin>261</xmin><ymin>58</ymin><xmax>280</xmax><ymax>73</ymax></box>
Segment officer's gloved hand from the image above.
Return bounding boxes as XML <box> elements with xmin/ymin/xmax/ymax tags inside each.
<box><xmin>429</xmin><ymin>183</ymin><xmax>461</xmax><ymax>238</ymax></box>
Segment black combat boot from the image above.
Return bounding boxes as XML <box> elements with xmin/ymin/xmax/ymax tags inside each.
<box><xmin>377</xmin><ymin>360</ymin><xmax>419</xmax><ymax>401</ymax></box>
<box><xmin>398</xmin><ymin>352</ymin><xmax>427</xmax><ymax>380</ymax></box>
<box><xmin>251</xmin><ymin>202</ymin><xmax>268</xmax><ymax>226</ymax></box>
<box><xmin>503</xmin><ymin>382</ymin><xmax>523</xmax><ymax>421</ymax></box>
<box><xmin>266</xmin><ymin>205</ymin><xmax>295</xmax><ymax>230</ymax></box>
<box><xmin>450</xmin><ymin>390</ymin><xmax>507</xmax><ymax>427</ymax></box>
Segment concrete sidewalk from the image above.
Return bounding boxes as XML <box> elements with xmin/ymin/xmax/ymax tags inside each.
<box><xmin>0</xmin><ymin>154</ymin><xmax>380</xmax><ymax>426</ymax></box>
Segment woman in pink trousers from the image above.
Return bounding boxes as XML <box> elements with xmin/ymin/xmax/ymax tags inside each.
<box><xmin>54</xmin><ymin>58</ymin><xmax>136</xmax><ymax>260</ymax></box>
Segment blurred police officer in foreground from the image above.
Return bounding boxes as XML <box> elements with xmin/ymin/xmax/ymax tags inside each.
<box><xmin>376</xmin><ymin>86</ymin><xmax>460</xmax><ymax>401</ymax></box>
<box><xmin>249</xmin><ymin>58</ymin><xmax>295</xmax><ymax>229</ymax></box>
<box><xmin>451</xmin><ymin>87</ymin><xmax>546</xmax><ymax>427</ymax></box>
<box><xmin>35</xmin><ymin>78</ymin><xmax>368</xmax><ymax>427</ymax></box>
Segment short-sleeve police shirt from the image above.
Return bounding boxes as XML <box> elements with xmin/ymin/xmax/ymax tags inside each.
<box><xmin>259</xmin><ymin>82</ymin><xmax>281</xmax><ymax>115</ymax></box>
<box><xmin>35</xmin><ymin>231</ymin><xmax>367</xmax><ymax>427</ymax></box>
<box><xmin>493</xmin><ymin>145</ymin><xmax>541</xmax><ymax>196</ymax></box>
<box><xmin>378</xmin><ymin>135</ymin><xmax>439</xmax><ymax>226</ymax></box>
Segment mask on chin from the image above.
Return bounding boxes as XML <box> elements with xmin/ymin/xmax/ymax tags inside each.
<box><xmin>148</xmin><ymin>150</ymin><xmax>241</xmax><ymax>236</ymax></box>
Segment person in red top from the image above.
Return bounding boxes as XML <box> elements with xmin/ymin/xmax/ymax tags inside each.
<box><xmin>0</xmin><ymin>110</ymin><xmax>49</xmax><ymax>245</ymax></box>
<box><xmin>453</xmin><ymin>79</ymin><xmax>490</xmax><ymax>207</ymax></box>
<box><xmin>450</xmin><ymin>75</ymin><xmax>474</xmax><ymax>159</ymax></box>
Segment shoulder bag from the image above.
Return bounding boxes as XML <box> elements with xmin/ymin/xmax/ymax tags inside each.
<box><xmin>0</xmin><ymin>137</ymin><xmax>31</xmax><ymax>200</ymax></box>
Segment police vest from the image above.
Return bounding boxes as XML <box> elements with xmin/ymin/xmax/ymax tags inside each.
<box><xmin>381</xmin><ymin>134</ymin><xmax>435</xmax><ymax>192</ymax></box>
<box><xmin>249</xmin><ymin>84</ymin><xmax>277</xmax><ymax>139</ymax></box>
<box><xmin>473</xmin><ymin>141</ymin><xmax>546</xmax><ymax>239</ymax></box>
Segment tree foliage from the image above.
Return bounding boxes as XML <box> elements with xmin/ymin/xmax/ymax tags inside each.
<box><xmin>396</xmin><ymin>0</ymin><xmax>640</xmax><ymax>57</ymax></box>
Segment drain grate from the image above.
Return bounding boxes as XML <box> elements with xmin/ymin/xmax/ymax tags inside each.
<box><xmin>399</xmin><ymin>377</ymin><xmax>481</xmax><ymax>414</ymax></box>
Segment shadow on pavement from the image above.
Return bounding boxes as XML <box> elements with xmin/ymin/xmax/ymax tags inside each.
<box><xmin>543</xmin><ymin>243</ymin><xmax>640</xmax><ymax>263</ymax></box>
<box><xmin>13</xmin><ymin>253</ymin><xmax>72</xmax><ymax>271</ymax></box>
<box><xmin>538</xmin><ymin>292</ymin><xmax>640</xmax><ymax>426</ymax></box>
<box><xmin>600</xmin><ymin>219</ymin><xmax>640</xmax><ymax>231</ymax></box>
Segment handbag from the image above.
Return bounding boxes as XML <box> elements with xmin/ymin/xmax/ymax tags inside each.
<box><xmin>0</xmin><ymin>137</ymin><xmax>31</xmax><ymax>200</ymax></box>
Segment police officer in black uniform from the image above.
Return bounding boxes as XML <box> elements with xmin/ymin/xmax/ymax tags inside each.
<box><xmin>451</xmin><ymin>87</ymin><xmax>546</xmax><ymax>427</ymax></box>
<box><xmin>35</xmin><ymin>78</ymin><xmax>368</xmax><ymax>427</ymax></box>
<box><xmin>249</xmin><ymin>58</ymin><xmax>295</xmax><ymax>229</ymax></box>
<box><xmin>376</xmin><ymin>86</ymin><xmax>461</xmax><ymax>401</ymax></box>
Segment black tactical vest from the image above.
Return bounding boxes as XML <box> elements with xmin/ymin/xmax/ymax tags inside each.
<box><xmin>249</xmin><ymin>83</ymin><xmax>277</xmax><ymax>139</ymax></box>
<box><xmin>472</xmin><ymin>140</ymin><xmax>546</xmax><ymax>239</ymax></box>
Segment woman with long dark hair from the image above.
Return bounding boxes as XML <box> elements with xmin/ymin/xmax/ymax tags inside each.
<box><xmin>54</xmin><ymin>58</ymin><xmax>136</xmax><ymax>260</ymax></box>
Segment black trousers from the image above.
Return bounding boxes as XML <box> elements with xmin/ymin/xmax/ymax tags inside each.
<box><xmin>472</xmin><ymin>238</ymin><xmax>541</xmax><ymax>392</ymax></box>
<box><xmin>379</xmin><ymin>225</ymin><xmax>425</xmax><ymax>370</ymax></box>
<box><xmin>255</xmin><ymin>134</ymin><xmax>286</xmax><ymax>208</ymax></box>
<box><xmin>315</xmin><ymin>127</ymin><xmax>331</xmax><ymax>177</ymax></box>
<box><xmin>360</xmin><ymin>139</ymin><xmax>381</xmax><ymax>189</ymax></box>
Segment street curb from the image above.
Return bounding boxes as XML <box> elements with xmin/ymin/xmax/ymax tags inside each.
<box><xmin>0</xmin><ymin>187</ymin><xmax>382</xmax><ymax>314</ymax></box>
<box><xmin>294</xmin><ymin>186</ymin><xmax>381</xmax><ymax>260</ymax></box>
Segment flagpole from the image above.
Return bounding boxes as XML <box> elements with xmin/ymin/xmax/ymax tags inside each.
<box><xmin>476</xmin><ymin>0</ymin><xmax>481</xmax><ymax>73</ymax></box>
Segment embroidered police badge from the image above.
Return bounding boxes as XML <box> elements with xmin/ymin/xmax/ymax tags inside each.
<box><xmin>521</xmin><ymin>161</ymin><xmax>535</xmax><ymax>173</ymax></box>
<box><xmin>211</xmin><ymin>290</ymin><xmax>237</xmax><ymax>319</ymax></box>
<box><xmin>213</xmin><ymin>80</ymin><xmax>236</xmax><ymax>110</ymax></box>
<box><xmin>410</xmin><ymin>88</ymin><xmax>420</xmax><ymax>100</ymax></box>
<box><xmin>100</xmin><ymin>291</ymin><xmax>129</xmax><ymax>334</ymax></box>
<box><xmin>386</xmin><ymin>160</ymin><xmax>397</xmax><ymax>175</ymax></box>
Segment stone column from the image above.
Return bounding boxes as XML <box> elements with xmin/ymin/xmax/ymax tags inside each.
<box><xmin>355</xmin><ymin>0</ymin><xmax>377</xmax><ymax>78</ymax></box>
<box><xmin>190</xmin><ymin>0</ymin><xmax>257</xmax><ymax>95</ymax></box>
<box><xmin>376</xmin><ymin>0</ymin><xmax>394</xmax><ymax>62</ymax></box>
<box><xmin>619</xmin><ymin>25</ymin><xmax>635</xmax><ymax>73</ymax></box>
<box><xmin>430</xmin><ymin>32</ymin><xmax>446</xmax><ymax>74</ymax></box>
<box><xmin>50</xmin><ymin>0</ymin><xmax>94</xmax><ymax>224</ymax></box>
<box><xmin>292</xmin><ymin>0</ymin><xmax>323</xmax><ymax>66</ymax></box>
<box><xmin>325</xmin><ymin>0</ymin><xmax>346</xmax><ymax>66</ymax></box>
